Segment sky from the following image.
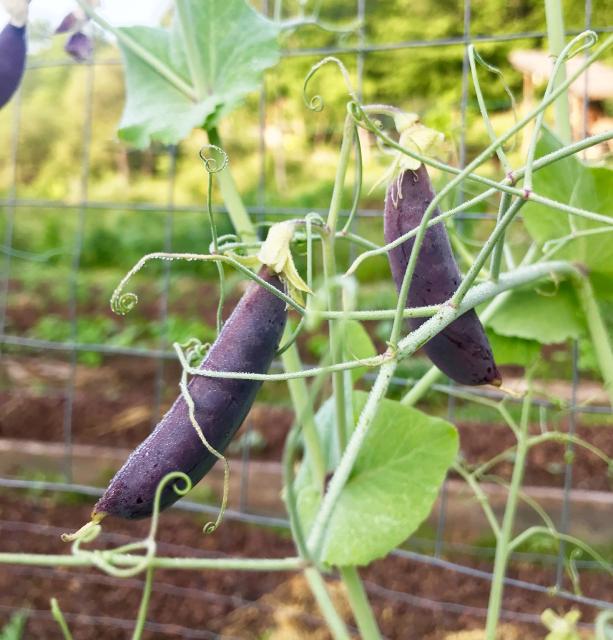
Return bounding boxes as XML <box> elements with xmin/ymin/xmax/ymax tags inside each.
<box><xmin>0</xmin><ymin>0</ymin><xmax>171</xmax><ymax>28</ymax></box>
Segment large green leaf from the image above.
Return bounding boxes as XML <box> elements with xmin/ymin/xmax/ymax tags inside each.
<box><xmin>116</xmin><ymin>0</ymin><xmax>280</xmax><ymax>147</ymax></box>
<box><xmin>488</xmin><ymin>283</ymin><xmax>586</xmax><ymax>345</ymax></box>
<box><xmin>522</xmin><ymin>128</ymin><xmax>613</xmax><ymax>274</ymax></box>
<box><xmin>296</xmin><ymin>391</ymin><xmax>457</xmax><ymax>566</ymax></box>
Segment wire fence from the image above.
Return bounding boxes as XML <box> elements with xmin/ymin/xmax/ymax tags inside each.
<box><xmin>0</xmin><ymin>0</ymin><xmax>612</xmax><ymax>636</ymax></box>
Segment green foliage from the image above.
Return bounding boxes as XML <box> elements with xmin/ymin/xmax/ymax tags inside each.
<box><xmin>522</xmin><ymin>128</ymin><xmax>613</xmax><ymax>274</ymax></box>
<box><xmin>485</xmin><ymin>328</ymin><xmax>541</xmax><ymax>366</ymax></box>
<box><xmin>487</xmin><ymin>282</ymin><xmax>586</xmax><ymax>345</ymax></box>
<box><xmin>296</xmin><ymin>391</ymin><xmax>458</xmax><ymax>566</ymax></box>
<box><xmin>116</xmin><ymin>0</ymin><xmax>280</xmax><ymax>147</ymax></box>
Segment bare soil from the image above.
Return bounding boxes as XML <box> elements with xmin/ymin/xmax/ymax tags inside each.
<box><xmin>1</xmin><ymin>354</ymin><xmax>612</xmax><ymax>492</ymax></box>
<box><xmin>0</xmin><ymin>493</ymin><xmax>610</xmax><ymax>639</ymax></box>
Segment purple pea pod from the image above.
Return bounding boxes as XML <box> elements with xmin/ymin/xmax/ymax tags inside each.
<box><xmin>65</xmin><ymin>31</ymin><xmax>92</xmax><ymax>62</ymax></box>
<box><xmin>93</xmin><ymin>267</ymin><xmax>287</xmax><ymax>520</ymax></box>
<box><xmin>0</xmin><ymin>13</ymin><xmax>26</xmax><ymax>109</ymax></box>
<box><xmin>384</xmin><ymin>165</ymin><xmax>501</xmax><ymax>386</ymax></box>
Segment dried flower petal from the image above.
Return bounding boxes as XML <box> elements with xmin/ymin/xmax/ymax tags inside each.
<box><xmin>55</xmin><ymin>12</ymin><xmax>78</xmax><ymax>34</ymax></box>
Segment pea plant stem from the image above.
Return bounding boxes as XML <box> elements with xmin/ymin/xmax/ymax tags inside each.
<box><xmin>451</xmin><ymin>199</ymin><xmax>526</xmax><ymax>305</ymax></box>
<box><xmin>304</xmin><ymin>568</ymin><xmax>351</xmax><ymax>640</ymax></box>
<box><xmin>484</xmin><ymin>391</ymin><xmax>532</xmax><ymax>639</ymax></box>
<box><xmin>325</xmin><ymin>114</ymin><xmax>356</xmax><ymax>452</ymax></box>
<box><xmin>50</xmin><ymin>599</ymin><xmax>74</xmax><ymax>640</ymax></box>
<box><xmin>282</xmin><ymin>330</ymin><xmax>327</xmax><ymax>486</ymax></box>
<box><xmin>490</xmin><ymin>192</ymin><xmax>511</xmax><ymax>282</ymax></box>
<box><xmin>0</xmin><ymin>553</ymin><xmax>306</xmax><ymax>571</ymax></box>
<box><xmin>207</xmin><ymin>128</ymin><xmax>258</xmax><ymax>243</ymax></box>
<box><xmin>308</xmin><ymin>359</ymin><xmax>398</xmax><ymax>557</ymax></box>
<box><xmin>324</xmin><ymin>115</ymin><xmax>382</xmax><ymax>634</ymax></box>
<box><xmin>544</xmin><ymin>0</ymin><xmax>572</xmax><ymax>145</ymax></box>
<box><xmin>339</xmin><ymin>567</ymin><xmax>383</xmax><ymax>640</ymax></box>
<box><xmin>132</xmin><ymin>566</ymin><xmax>155</xmax><ymax>640</ymax></box>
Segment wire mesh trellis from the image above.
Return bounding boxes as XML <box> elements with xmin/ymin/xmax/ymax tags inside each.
<box><xmin>0</xmin><ymin>0</ymin><xmax>612</xmax><ymax>636</ymax></box>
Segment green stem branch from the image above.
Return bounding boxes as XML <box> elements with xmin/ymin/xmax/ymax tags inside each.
<box><xmin>484</xmin><ymin>392</ymin><xmax>531</xmax><ymax>639</ymax></box>
<box><xmin>339</xmin><ymin>567</ymin><xmax>382</xmax><ymax>640</ymax></box>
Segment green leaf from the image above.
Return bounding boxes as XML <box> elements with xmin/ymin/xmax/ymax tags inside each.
<box><xmin>343</xmin><ymin>320</ymin><xmax>377</xmax><ymax>382</ymax></box>
<box><xmin>522</xmin><ymin>128</ymin><xmax>613</xmax><ymax>274</ymax></box>
<box><xmin>488</xmin><ymin>283</ymin><xmax>586</xmax><ymax>345</ymax></box>
<box><xmin>296</xmin><ymin>391</ymin><xmax>457</xmax><ymax>566</ymax></box>
<box><xmin>485</xmin><ymin>329</ymin><xmax>541</xmax><ymax>366</ymax></box>
<box><xmin>116</xmin><ymin>0</ymin><xmax>280</xmax><ymax>147</ymax></box>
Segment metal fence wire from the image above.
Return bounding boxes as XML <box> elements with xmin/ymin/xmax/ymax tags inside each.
<box><xmin>0</xmin><ymin>0</ymin><xmax>612</xmax><ymax>636</ymax></box>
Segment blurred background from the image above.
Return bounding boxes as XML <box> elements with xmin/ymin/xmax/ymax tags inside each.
<box><xmin>0</xmin><ymin>0</ymin><xmax>612</xmax><ymax>638</ymax></box>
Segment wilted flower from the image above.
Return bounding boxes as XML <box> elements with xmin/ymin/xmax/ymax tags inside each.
<box><xmin>65</xmin><ymin>31</ymin><xmax>93</xmax><ymax>62</ymax></box>
<box><xmin>55</xmin><ymin>1</ymin><xmax>99</xmax><ymax>62</ymax></box>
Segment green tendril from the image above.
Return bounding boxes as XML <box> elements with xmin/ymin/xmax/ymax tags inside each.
<box><xmin>199</xmin><ymin>144</ymin><xmax>229</xmax><ymax>174</ymax></box>
<box><xmin>50</xmin><ymin>598</ymin><xmax>74</xmax><ymax>640</ymax></box>
<box><xmin>303</xmin><ymin>56</ymin><xmax>358</xmax><ymax>112</ymax></box>
<box><xmin>176</xmin><ymin>347</ymin><xmax>229</xmax><ymax>534</ymax></box>
<box><xmin>200</xmin><ymin>146</ymin><xmax>227</xmax><ymax>334</ymax></box>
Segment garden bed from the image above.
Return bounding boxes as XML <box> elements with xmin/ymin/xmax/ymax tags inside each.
<box><xmin>2</xmin><ymin>354</ymin><xmax>611</xmax><ymax>493</ymax></box>
<box><xmin>0</xmin><ymin>493</ymin><xmax>610</xmax><ymax>639</ymax></box>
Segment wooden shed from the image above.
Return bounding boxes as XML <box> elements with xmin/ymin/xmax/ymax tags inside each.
<box><xmin>509</xmin><ymin>49</ymin><xmax>613</xmax><ymax>156</ymax></box>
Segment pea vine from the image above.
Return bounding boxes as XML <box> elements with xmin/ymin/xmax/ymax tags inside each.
<box><xmin>2</xmin><ymin>2</ymin><xmax>613</xmax><ymax>638</ymax></box>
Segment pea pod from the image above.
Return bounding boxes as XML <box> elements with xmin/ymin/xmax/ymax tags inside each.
<box><xmin>384</xmin><ymin>165</ymin><xmax>501</xmax><ymax>386</ymax></box>
<box><xmin>0</xmin><ymin>21</ymin><xmax>26</xmax><ymax>109</ymax></box>
<box><xmin>94</xmin><ymin>267</ymin><xmax>287</xmax><ymax>520</ymax></box>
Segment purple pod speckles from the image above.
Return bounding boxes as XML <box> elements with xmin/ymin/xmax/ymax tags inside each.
<box><xmin>94</xmin><ymin>268</ymin><xmax>287</xmax><ymax>520</ymax></box>
<box><xmin>0</xmin><ymin>23</ymin><xmax>26</xmax><ymax>109</ymax></box>
<box><xmin>384</xmin><ymin>165</ymin><xmax>501</xmax><ymax>386</ymax></box>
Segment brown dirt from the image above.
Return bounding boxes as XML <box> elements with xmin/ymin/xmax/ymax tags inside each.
<box><xmin>2</xmin><ymin>354</ymin><xmax>611</xmax><ymax>492</ymax></box>
<box><xmin>0</xmin><ymin>493</ymin><xmax>609</xmax><ymax>639</ymax></box>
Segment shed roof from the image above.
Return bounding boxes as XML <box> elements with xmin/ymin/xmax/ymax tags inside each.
<box><xmin>508</xmin><ymin>49</ymin><xmax>613</xmax><ymax>100</ymax></box>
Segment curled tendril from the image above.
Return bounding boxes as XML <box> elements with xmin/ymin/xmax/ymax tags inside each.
<box><xmin>94</xmin><ymin>472</ymin><xmax>191</xmax><ymax>578</ymax></box>
<box><xmin>303</xmin><ymin>56</ymin><xmax>358</xmax><ymax>112</ymax></box>
<box><xmin>199</xmin><ymin>145</ymin><xmax>229</xmax><ymax>174</ymax></box>
<box><xmin>109</xmin><ymin>251</ymin><xmax>303</xmax><ymax>320</ymax></box>
<box><xmin>110</xmin><ymin>291</ymin><xmax>138</xmax><ymax>315</ymax></box>
<box><xmin>175</xmin><ymin>352</ymin><xmax>229</xmax><ymax>535</ymax></box>
<box><xmin>179</xmin><ymin>337</ymin><xmax>210</xmax><ymax>367</ymax></box>
<box><xmin>470</xmin><ymin>45</ymin><xmax>518</xmax><ymax>158</ymax></box>
<box><xmin>563</xmin><ymin>29</ymin><xmax>598</xmax><ymax>60</ymax></box>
